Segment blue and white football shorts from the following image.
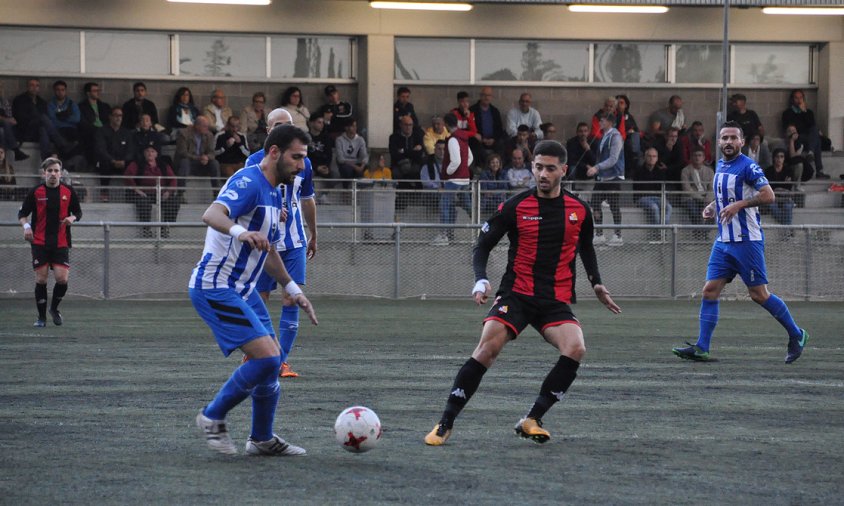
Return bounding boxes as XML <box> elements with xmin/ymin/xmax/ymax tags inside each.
<box><xmin>255</xmin><ymin>247</ymin><xmax>307</xmax><ymax>293</ymax></box>
<box><xmin>706</xmin><ymin>240</ymin><xmax>769</xmax><ymax>287</ymax></box>
<box><xmin>189</xmin><ymin>288</ymin><xmax>275</xmax><ymax>356</ymax></box>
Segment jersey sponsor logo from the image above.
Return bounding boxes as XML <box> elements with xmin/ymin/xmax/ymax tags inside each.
<box><xmin>221</xmin><ymin>189</ymin><xmax>239</xmax><ymax>200</ymax></box>
<box><xmin>568</xmin><ymin>212</ymin><xmax>579</xmax><ymax>224</ymax></box>
<box><xmin>522</xmin><ymin>215</ymin><xmax>542</xmax><ymax>221</ymax></box>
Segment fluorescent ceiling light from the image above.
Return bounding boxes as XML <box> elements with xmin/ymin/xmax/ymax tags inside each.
<box><xmin>370</xmin><ymin>1</ymin><xmax>473</xmax><ymax>11</ymax></box>
<box><xmin>167</xmin><ymin>0</ymin><xmax>271</xmax><ymax>5</ymax></box>
<box><xmin>762</xmin><ymin>7</ymin><xmax>844</xmax><ymax>15</ymax></box>
<box><xmin>568</xmin><ymin>5</ymin><xmax>668</xmax><ymax>14</ymax></box>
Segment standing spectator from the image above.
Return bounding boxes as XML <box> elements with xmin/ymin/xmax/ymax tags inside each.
<box><xmin>281</xmin><ymin>86</ymin><xmax>310</xmax><ymax>132</ymax></box>
<box><xmin>633</xmin><ymin>147</ymin><xmax>672</xmax><ymax>237</ymax></box>
<box><xmin>566</xmin><ymin>122</ymin><xmax>597</xmax><ymax>182</ymax></box>
<box><xmin>46</xmin><ymin>80</ymin><xmax>81</xmax><ymax>151</ymax></box>
<box><xmin>389</xmin><ymin>113</ymin><xmax>425</xmax><ymax>186</ymax></box>
<box><xmin>681</xmin><ymin>121</ymin><xmax>714</xmax><ymax>166</ymax></box>
<box><xmin>728</xmin><ymin>93</ymin><xmax>765</xmax><ymax>140</ymax></box>
<box><xmin>742</xmin><ymin>133</ymin><xmax>771</xmax><ymax>171</ymax></box>
<box><xmin>132</xmin><ymin>113</ymin><xmax>166</xmax><ymax>160</ymax></box>
<box><xmin>470</xmin><ymin>86</ymin><xmax>505</xmax><ymax>157</ymax></box>
<box><xmin>680</xmin><ymin>148</ymin><xmax>714</xmax><ymax>226</ymax></box>
<box><xmin>764</xmin><ymin>148</ymin><xmax>795</xmax><ymax>227</ymax></box>
<box><xmin>307</xmin><ymin>111</ymin><xmax>334</xmax><ymax>182</ymax></box>
<box><xmin>506</xmin><ymin>92</ymin><xmax>543</xmax><ymax>140</ymax></box>
<box><xmin>240</xmin><ymin>92</ymin><xmax>268</xmax><ymax>153</ymax></box>
<box><xmin>124</xmin><ymin>144</ymin><xmax>180</xmax><ymax>238</ymax></box>
<box><xmin>431</xmin><ymin>112</ymin><xmax>473</xmax><ymax>246</ymax></box>
<box><xmin>451</xmin><ymin>91</ymin><xmax>478</xmax><ymax>138</ymax></box>
<box><xmin>478</xmin><ymin>153</ymin><xmax>509</xmax><ymax>215</ymax></box>
<box><xmin>18</xmin><ymin>157</ymin><xmax>82</xmax><ymax>327</ymax></box>
<box><xmin>13</xmin><ymin>78</ymin><xmax>71</xmax><ymax>159</ymax></box>
<box><xmin>781</xmin><ymin>89</ymin><xmax>828</xmax><ymax>179</ymax></box>
<box><xmin>648</xmin><ymin>95</ymin><xmax>686</xmax><ymax>134</ymax></box>
<box><xmin>0</xmin><ymin>147</ymin><xmax>27</xmax><ymax>201</ymax></box>
<box><xmin>587</xmin><ymin>111</ymin><xmax>625</xmax><ymax>246</ymax></box>
<box><xmin>175</xmin><ymin>116</ymin><xmax>220</xmax><ymax>195</ymax></box>
<box><xmin>0</xmin><ymin>82</ymin><xmax>28</xmax><ymax>161</ymax></box>
<box><xmin>320</xmin><ymin>85</ymin><xmax>353</xmax><ymax>138</ymax></box>
<box><xmin>214</xmin><ymin>116</ymin><xmax>250</xmax><ymax>179</ymax></box>
<box><xmin>423</xmin><ymin>115</ymin><xmax>449</xmax><ymax>156</ymax></box>
<box><xmin>203</xmin><ymin>88</ymin><xmax>232</xmax><ymax>134</ymax></box>
<box><xmin>506</xmin><ymin>147</ymin><xmax>534</xmax><ymax>189</ymax></box>
<box><xmin>78</xmin><ymin>82</ymin><xmax>111</xmax><ymax>166</ymax></box>
<box><xmin>168</xmin><ymin>87</ymin><xmax>199</xmax><ymax>130</ymax></box>
<box><xmin>94</xmin><ymin>107</ymin><xmax>134</xmax><ymax>202</ymax></box>
<box><xmin>393</xmin><ymin>86</ymin><xmax>418</xmax><ymax>133</ymax></box>
<box><xmin>122</xmin><ymin>82</ymin><xmax>160</xmax><ymax>130</ymax></box>
<box><xmin>334</xmin><ymin>118</ymin><xmax>368</xmax><ymax>180</ymax></box>
<box><xmin>590</xmin><ymin>96</ymin><xmax>621</xmax><ymax>140</ymax></box>
<box><xmin>616</xmin><ymin>94</ymin><xmax>641</xmax><ymax>174</ymax></box>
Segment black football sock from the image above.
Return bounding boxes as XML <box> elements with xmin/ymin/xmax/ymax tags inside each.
<box><xmin>51</xmin><ymin>282</ymin><xmax>68</xmax><ymax>311</ymax></box>
<box><xmin>35</xmin><ymin>283</ymin><xmax>48</xmax><ymax>320</ymax></box>
<box><xmin>526</xmin><ymin>355</ymin><xmax>580</xmax><ymax>421</ymax></box>
<box><xmin>440</xmin><ymin>357</ymin><xmax>487</xmax><ymax>428</ymax></box>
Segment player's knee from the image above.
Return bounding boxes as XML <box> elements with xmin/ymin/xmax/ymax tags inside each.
<box><xmin>567</xmin><ymin>342</ymin><xmax>586</xmax><ymax>361</ymax></box>
<box><xmin>257</xmin><ymin>354</ymin><xmax>282</xmax><ymax>378</ymax></box>
<box><xmin>749</xmin><ymin>290</ymin><xmax>769</xmax><ymax>305</ymax></box>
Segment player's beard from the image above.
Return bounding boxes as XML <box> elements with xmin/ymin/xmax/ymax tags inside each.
<box><xmin>275</xmin><ymin>159</ymin><xmax>296</xmax><ymax>185</ymax></box>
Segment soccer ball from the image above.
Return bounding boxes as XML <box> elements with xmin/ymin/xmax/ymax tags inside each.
<box><xmin>334</xmin><ymin>406</ymin><xmax>382</xmax><ymax>453</ymax></box>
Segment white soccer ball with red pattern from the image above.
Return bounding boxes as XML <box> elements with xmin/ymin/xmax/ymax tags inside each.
<box><xmin>334</xmin><ymin>406</ymin><xmax>382</xmax><ymax>453</ymax></box>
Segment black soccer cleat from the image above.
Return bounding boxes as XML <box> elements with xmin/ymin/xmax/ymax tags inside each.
<box><xmin>672</xmin><ymin>342</ymin><xmax>711</xmax><ymax>362</ymax></box>
<box><xmin>785</xmin><ymin>329</ymin><xmax>809</xmax><ymax>364</ymax></box>
<box><xmin>49</xmin><ymin>309</ymin><xmax>63</xmax><ymax>326</ymax></box>
<box><xmin>33</xmin><ymin>319</ymin><xmax>46</xmax><ymax>328</ymax></box>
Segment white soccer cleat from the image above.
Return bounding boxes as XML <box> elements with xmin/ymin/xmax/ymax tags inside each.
<box><xmin>607</xmin><ymin>234</ymin><xmax>624</xmax><ymax>247</ymax></box>
<box><xmin>195</xmin><ymin>411</ymin><xmax>237</xmax><ymax>455</ymax></box>
<box><xmin>245</xmin><ymin>434</ymin><xmax>307</xmax><ymax>456</ymax></box>
<box><xmin>593</xmin><ymin>234</ymin><xmax>607</xmax><ymax>246</ymax></box>
<box><xmin>430</xmin><ymin>233</ymin><xmax>449</xmax><ymax>246</ymax></box>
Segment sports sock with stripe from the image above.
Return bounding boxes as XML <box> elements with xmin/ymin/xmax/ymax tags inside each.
<box><xmin>696</xmin><ymin>299</ymin><xmax>719</xmax><ymax>352</ymax></box>
<box><xmin>204</xmin><ymin>355</ymin><xmax>281</xmax><ymax>421</ymax></box>
<box><xmin>526</xmin><ymin>355</ymin><xmax>579</xmax><ymax>420</ymax></box>
<box><xmin>441</xmin><ymin>357</ymin><xmax>487</xmax><ymax>429</ymax></box>
<box><xmin>761</xmin><ymin>294</ymin><xmax>802</xmax><ymax>338</ymax></box>
<box><xmin>278</xmin><ymin>304</ymin><xmax>299</xmax><ymax>363</ymax></box>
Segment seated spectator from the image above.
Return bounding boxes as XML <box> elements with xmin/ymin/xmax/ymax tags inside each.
<box><xmin>742</xmin><ymin>133</ymin><xmax>771</xmax><ymax>171</ymax></box>
<box><xmin>214</xmin><ymin>116</ymin><xmax>250</xmax><ymax>179</ymax></box>
<box><xmin>785</xmin><ymin>123</ymin><xmax>812</xmax><ymax>186</ymax></box>
<box><xmin>133</xmin><ymin>113</ymin><xmax>166</xmax><ymax>161</ymax></box>
<box><xmin>0</xmin><ymin>146</ymin><xmax>27</xmax><ymax>201</ymax></box>
<box><xmin>281</xmin><ymin>86</ymin><xmax>310</xmax><ymax>132</ymax></box>
<box><xmin>656</xmin><ymin>126</ymin><xmax>685</xmax><ymax>186</ymax></box>
<box><xmin>420</xmin><ymin>139</ymin><xmax>444</xmax><ymax>190</ymax></box>
<box><xmin>175</xmin><ymin>115</ymin><xmax>220</xmax><ymax>194</ymax></box>
<box><xmin>203</xmin><ymin>88</ymin><xmax>232</xmax><ymax>134</ymax></box>
<box><xmin>680</xmin><ymin>121</ymin><xmax>713</xmax><ymax>166</ymax></box>
<box><xmin>422</xmin><ymin>115</ymin><xmax>449</xmax><ymax>156</ymax></box>
<box><xmin>0</xmin><ymin>82</ymin><xmax>28</xmax><ymax>161</ymax></box>
<box><xmin>506</xmin><ymin>92</ymin><xmax>543</xmax><ymax>140</ymax></box>
<box><xmin>320</xmin><ymin>85</ymin><xmax>353</xmax><ymax>139</ymax></box>
<box><xmin>648</xmin><ymin>94</ymin><xmax>686</xmax><ymax>135</ymax></box>
<box><xmin>680</xmin><ymin>148</ymin><xmax>714</xmax><ymax>225</ymax></box>
<box><xmin>78</xmin><ymin>82</ymin><xmax>111</xmax><ymax>165</ymax></box>
<box><xmin>782</xmin><ymin>89</ymin><xmax>828</xmax><ymax>179</ymax></box>
<box><xmin>616</xmin><ymin>94</ymin><xmax>641</xmax><ymax>175</ymax></box>
<box><xmin>12</xmin><ymin>78</ymin><xmax>72</xmax><ymax>159</ymax></box>
<box><xmin>470</xmin><ymin>86</ymin><xmax>505</xmax><ymax>156</ymax></box>
<box><xmin>504</xmin><ymin>124</ymin><xmax>534</xmax><ymax>164</ymax></box>
<box><xmin>334</xmin><ymin>118</ymin><xmax>368</xmax><ymax>180</ymax></box>
<box><xmin>764</xmin><ymin>148</ymin><xmax>795</xmax><ymax>227</ymax></box>
<box><xmin>47</xmin><ymin>80</ymin><xmax>81</xmax><ymax>151</ymax></box>
<box><xmin>389</xmin><ymin>113</ymin><xmax>425</xmax><ymax>185</ymax></box>
<box><xmin>240</xmin><ymin>92</ymin><xmax>268</xmax><ymax>152</ymax></box>
<box><xmin>122</xmin><ymin>82</ymin><xmax>160</xmax><ymax>130</ymax></box>
<box><xmin>633</xmin><ymin>147</ymin><xmax>672</xmax><ymax>236</ymax></box>
<box><xmin>168</xmin><ymin>87</ymin><xmax>199</xmax><ymax>130</ymax></box>
<box><xmin>363</xmin><ymin>154</ymin><xmax>392</xmax><ymax>180</ymax></box>
<box><xmin>728</xmin><ymin>93</ymin><xmax>765</xmax><ymax>140</ymax></box>
<box><xmin>540</xmin><ymin>122</ymin><xmax>558</xmax><ymax>142</ymax></box>
<box><xmin>307</xmin><ymin>111</ymin><xmax>334</xmax><ymax>180</ymax></box>
<box><xmin>393</xmin><ymin>86</ymin><xmax>418</xmax><ymax>133</ymax></box>
<box><xmin>124</xmin><ymin>144</ymin><xmax>179</xmax><ymax>238</ymax></box>
<box><xmin>94</xmin><ymin>107</ymin><xmax>134</xmax><ymax>202</ymax></box>
<box><xmin>506</xmin><ymin>147</ymin><xmax>533</xmax><ymax>189</ymax></box>
<box><xmin>566</xmin><ymin>122</ymin><xmax>597</xmax><ymax>182</ymax></box>
<box><xmin>478</xmin><ymin>153</ymin><xmax>509</xmax><ymax>215</ymax></box>
<box><xmin>640</xmin><ymin>118</ymin><xmax>665</xmax><ymax>153</ymax></box>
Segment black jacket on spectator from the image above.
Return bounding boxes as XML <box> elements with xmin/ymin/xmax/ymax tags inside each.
<box><xmin>79</xmin><ymin>100</ymin><xmax>112</xmax><ymax>132</ymax></box>
<box><xmin>469</xmin><ymin>101</ymin><xmax>505</xmax><ymax>144</ymax></box>
<box><xmin>308</xmin><ymin>130</ymin><xmax>332</xmax><ymax>169</ymax></box>
<box><xmin>565</xmin><ymin>135</ymin><xmax>597</xmax><ymax>180</ymax></box>
<box><xmin>12</xmin><ymin>93</ymin><xmax>48</xmax><ymax>141</ymax></box>
<box><xmin>122</xmin><ymin>98</ymin><xmax>159</xmax><ymax>130</ymax></box>
<box><xmin>393</xmin><ymin>101</ymin><xmax>419</xmax><ymax>133</ymax></box>
<box><xmin>389</xmin><ymin>128</ymin><xmax>426</xmax><ymax>168</ymax></box>
<box><xmin>95</xmin><ymin>126</ymin><xmax>135</xmax><ymax>170</ymax></box>
<box><xmin>214</xmin><ymin>131</ymin><xmax>249</xmax><ymax>164</ymax></box>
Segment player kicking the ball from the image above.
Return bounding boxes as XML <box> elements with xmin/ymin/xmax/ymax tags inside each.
<box><xmin>425</xmin><ymin>140</ymin><xmax>621</xmax><ymax>446</ymax></box>
<box><xmin>189</xmin><ymin>124</ymin><xmax>318</xmax><ymax>456</ymax></box>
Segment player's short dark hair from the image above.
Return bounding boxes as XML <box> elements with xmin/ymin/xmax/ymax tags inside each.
<box><xmin>397</xmin><ymin>86</ymin><xmax>410</xmax><ymax>95</ymax></box>
<box><xmin>533</xmin><ymin>140</ymin><xmax>567</xmax><ymax>165</ymax></box>
<box><xmin>457</xmin><ymin>91</ymin><xmax>469</xmax><ymax>101</ymax></box>
<box><xmin>40</xmin><ymin>157</ymin><xmax>62</xmax><ymax>171</ymax></box>
<box><xmin>53</xmin><ymin>80</ymin><xmax>67</xmax><ymax>89</ymax></box>
<box><xmin>720</xmin><ymin>120</ymin><xmax>744</xmax><ymax>138</ymax></box>
<box><xmin>443</xmin><ymin>112</ymin><xmax>458</xmax><ymax>129</ymax></box>
<box><xmin>264</xmin><ymin>124</ymin><xmax>311</xmax><ymax>154</ymax></box>
<box><xmin>133</xmin><ymin>82</ymin><xmax>146</xmax><ymax>91</ymax></box>
<box><xmin>83</xmin><ymin>82</ymin><xmax>99</xmax><ymax>93</ymax></box>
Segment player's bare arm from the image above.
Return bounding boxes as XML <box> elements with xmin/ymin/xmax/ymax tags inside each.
<box><xmin>719</xmin><ymin>185</ymin><xmax>774</xmax><ymax>224</ymax></box>
<box><xmin>264</xmin><ymin>250</ymin><xmax>319</xmax><ymax>326</ymax></box>
<box><xmin>19</xmin><ymin>217</ymin><xmax>33</xmax><ymax>242</ymax></box>
<box><xmin>593</xmin><ymin>284</ymin><xmax>621</xmax><ymax>314</ymax></box>
<box><xmin>202</xmin><ymin>202</ymin><xmax>270</xmax><ymax>251</ymax></box>
<box><xmin>302</xmin><ymin>197</ymin><xmax>318</xmax><ymax>259</ymax></box>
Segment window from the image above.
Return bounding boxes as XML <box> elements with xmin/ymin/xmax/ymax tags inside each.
<box><xmin>475</xmin><ymin>40</ymin><xmax>588</xmax><ymax>82</ymax></box>
<box><xmin>594</xmin><ymin>43</ymin><xmax>666</xmax><ymax>83</ymax></box>
<box><xmin>733</xmin><ymin>44</ymin><xmax>812</xmax><ymax>85</ymax></box>
<box><xmin>395</xmin><ymin>38</ymin><xmax>469</xmax><ymax>82</ymax></box>
<box><xmin>178</xmin><ymin>34</ymin><xmax>265</xmax><ymax>78</ymax></box>
<box><xmin>0</xmin><ymin>28</ymin><xmax>79</xmax><ymax>73</ymax></box>
<box><xmin>271</xmin><ymin>36</ymin><xmax>353</xmax><ymax>79</ymax></box>
<box><xmin>86</xmin><ymin>31</ymin><xmax>170</xmax><ymax>75</ymax></box>
<box><xmin>676</xmin><ymin>44</ymin><xmax>723</xmax><ymax>84</ymax></box>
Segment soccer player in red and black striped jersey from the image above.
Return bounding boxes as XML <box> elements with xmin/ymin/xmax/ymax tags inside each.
<box><xmin>18</xmin><ymin>157</ymin><xmax>82</xmax><ymax>327</ymax></box>
<box><xmin>425</xmin><ymin>140</ymin><xmax>621</xmax><ymax>446</ymax></box>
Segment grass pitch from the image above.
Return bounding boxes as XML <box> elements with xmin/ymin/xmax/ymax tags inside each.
<box><xmin>0</xmin><ymin>297</ymin><xmax>842</xmax><ymax>505</ymax></box>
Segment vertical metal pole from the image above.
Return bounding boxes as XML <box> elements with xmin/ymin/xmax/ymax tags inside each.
<box><xmin>393</xmin><ymin>224</ymin><xmax>401</xmax><ymax>299</ymax></box>
<box><xmin>719</xmin><ymin>0</ymin><xmax>731</xmax><ymax>128</ymax></box>
<box><xmin>103</xmin><ymin>223</ymin><xmax>110</xmax><ymax>300</ymax></box>
<box><xmin>670</xmin><ymin>225</ymin><xmax>677</xmax><ymax>298</ymax></box>
<box><xmin>156</xmin><ymin>177</ymin><xmax>162</xmax><ymax>239</ymax></box>
<box><xmin>804</xmin><ymin>226</ymin><xmax>812</xmax><ymax>300</ymax></box>
<box><xmin>352</xmin><ymin>180</ymin><xmax>358</xmax><ymax>243</ymax></box>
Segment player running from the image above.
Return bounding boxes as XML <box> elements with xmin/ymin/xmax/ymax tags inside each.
<box><xmin>672</xmin><ymin>121</ymin><xmax>808</xmax><ymax>364</ymax></box>
<box><xmin>425</xmin><ymin>140</ymin><xmax>621</xmax><ymax>446</ymax></box>
<box><xmin>190</xmin><ymin>124</ymin><xmax>318</xmax><ymax>456</ymax></box>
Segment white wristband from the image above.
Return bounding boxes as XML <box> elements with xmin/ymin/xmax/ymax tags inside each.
<box><xmin>472</xmin><ymin>279</ymin><xmax>490</xmax><ymax>296</ymax></box>
<box><xmin>23</xmin><ymin>223</ymin><xmax>31</xmax><ymax>231</ymax></box>
<box><xmin>284</xmin><ymin>281</ymin><xmax>303</xmax><ymax>298</ymax></box>
<box><xmin>228</xmin><ymin>224</ymin><xmax>247</xmax><ymax>240</ymax></box>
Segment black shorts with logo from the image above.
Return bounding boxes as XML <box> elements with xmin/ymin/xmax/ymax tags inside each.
<box><xmin>31</xmin><ymin>244</ymin><xmax>70</xmax><ymax>270</ymax></box>
<box><xmin>484</xmin><ymin>291</ymin><xmax>579</xmax><ymax>338</ymax></box>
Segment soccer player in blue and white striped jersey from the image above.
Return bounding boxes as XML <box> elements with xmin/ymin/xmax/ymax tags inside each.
<box><xmin>672</xmin><ymin>121</ymin><xmax>808</xmax><ymax>364</ymax></box>
<box><xmin>190</xmin><ymin>124</ymin><xmax>319</xmax><ymax>456</ymax></box>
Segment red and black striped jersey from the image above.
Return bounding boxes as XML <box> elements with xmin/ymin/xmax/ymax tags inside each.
<box><xmin>473</xmin><ymin>189</ymin><xmax>601</xmax><ymax>304</ymax></box>
<box><xmin>19</xmin><ymin>183</ymin><xmax>82</xmax><ymax>249</ymax></box>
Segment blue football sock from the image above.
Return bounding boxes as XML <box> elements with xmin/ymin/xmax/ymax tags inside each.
<box><xmin>204</xmin><ymin>356</ymin><xmax>280</xmax><ymax>421</ymax></box>
<box><xmin>761</xmin><ymin>294</ymin><xmax>802</xmax><ymax>338</ymax></box>
<box><xmin>696</xmin><ymin>299</ymin><xmax>719</xmax><ymax>352</ymax></box>
<box><xmin>278</xmin><ymin>305</ymin><xmax>300</xmax><ymax>362</ymax></box>
<box><xmin>251</xmin><ymin>378</ymin><xmax>281</xmax><ymax>442</ymax></box>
